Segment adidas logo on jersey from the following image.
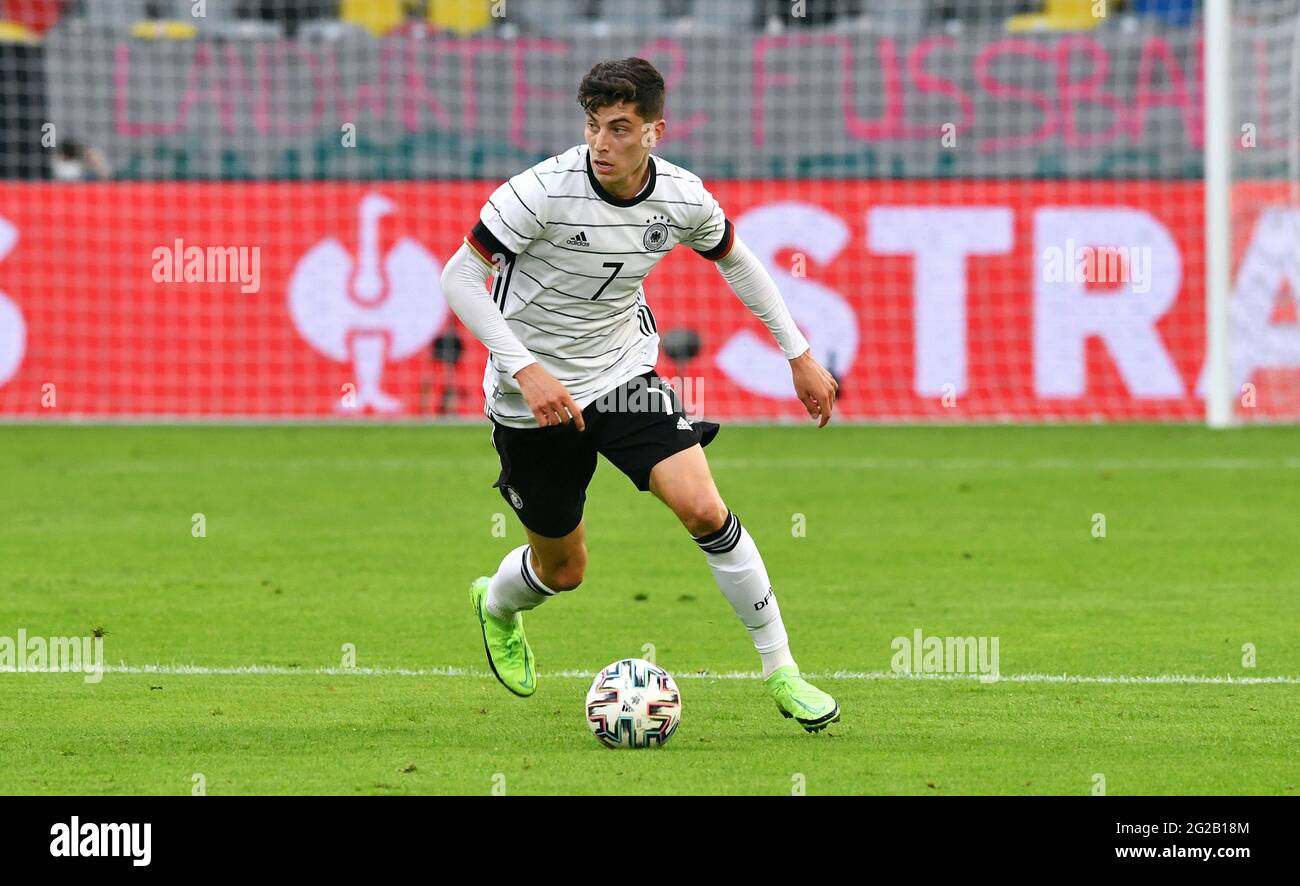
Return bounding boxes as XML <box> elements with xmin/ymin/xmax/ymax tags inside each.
<box><xmin>564</xmin><ymin>231</ymin><xmax>590</xmax><ymax>247</ymax></box>
<box><xmin>677</xmin><ymin>416</ymin><xmax>692</xmax><ymax>431</ymax></box>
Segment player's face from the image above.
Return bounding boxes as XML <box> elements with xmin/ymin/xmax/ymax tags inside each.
<box><xmin>585</xmin><ymin>101</ymin><xmax>664</xmax><ymax>193</ymax></box>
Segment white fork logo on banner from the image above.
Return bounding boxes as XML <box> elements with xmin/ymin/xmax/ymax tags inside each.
<box><xmin>288</xmin><ymin>193</ymin><xmax>448</xmax><ymax>413</ymax></box>
<box><xmin>0</xmin><ymin>216</ymin><xmax>26</xmax><ymax>388</ymax></box>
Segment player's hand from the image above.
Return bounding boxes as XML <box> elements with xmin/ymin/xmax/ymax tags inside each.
<box><xmin>790</xmin><ymin>350</ymin><xmax>838</xmax><ymax>428</ymax></box>
<box><xmin>514</xmin><ymin>363</ymin><xmax>586</xmax><ymax>431</ymax></box>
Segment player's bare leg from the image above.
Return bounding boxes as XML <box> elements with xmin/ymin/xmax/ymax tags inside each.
<box><xmin>471</xmin><ymin>521</ymin><xmax>586</xmax><ymax>698</ymax></box>
<box><xmin>649</xmin><ymin>445</ymin><xmax>840</xmax><ymax>732</ymax></box>
<box><xmin>647</xmin><ymin>445</ymin><xmax>730</xmax><ymax>536</ymax></box>
<box><xmin>523</xmin><ymin>521</ymin><xmax>588</xmax><ymax>592</ymax></box>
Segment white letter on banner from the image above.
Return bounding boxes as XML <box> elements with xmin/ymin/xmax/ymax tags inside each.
<box><xmin>1034</xmin><ymin>208</ymin><xmax>1183</xmax><ymax>398</ymax></box>
<box><xmin>869</xmin><ymin>207</ymin><xmax>1013</xmax><ymax>397</ymax></box>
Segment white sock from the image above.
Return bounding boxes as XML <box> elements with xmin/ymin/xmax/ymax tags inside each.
<box><xmin>693</xmin><ymin>511</ymin><xmax>797</xmax><ymax>679</ymax></box>
<box><xmin>485</xmin><ymin>544</ymin><xmax>556</xmax><ymax>622</ymax></box>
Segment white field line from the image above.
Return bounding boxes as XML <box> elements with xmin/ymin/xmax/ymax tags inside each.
<box><xmin>3</xmin><ymin>663</ymin><xmax>1290</xmax><ymax>685</ymax></box>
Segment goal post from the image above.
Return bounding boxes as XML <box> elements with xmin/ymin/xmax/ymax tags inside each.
<box><xmin>1206</xmin><ymin>0</ymin><xmax>1235</xmax><ymax>428</ymax></box>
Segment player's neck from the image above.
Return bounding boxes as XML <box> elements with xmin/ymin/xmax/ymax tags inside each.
<box><xmin>606</xmin><ymin>158</ymin><xmax>652</xmax><ymax>200</ymax></box>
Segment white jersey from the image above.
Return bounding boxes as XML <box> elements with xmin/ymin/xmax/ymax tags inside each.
<box><xmin>466</xmin><ymin>144</ymin><xmax>732</xmax><ymax>428</ymax></box>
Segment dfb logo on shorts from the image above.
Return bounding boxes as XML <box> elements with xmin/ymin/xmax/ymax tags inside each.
<box><xmin>504</xmin><ymin>485</ymin><xmax>524</xmax><ymax>510</ymax></box>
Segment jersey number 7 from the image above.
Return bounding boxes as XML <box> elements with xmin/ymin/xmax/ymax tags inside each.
<box><xmin>592</xmin><ymin>262</ymin><xmax>624</xmax><ymax>300</ymax></box>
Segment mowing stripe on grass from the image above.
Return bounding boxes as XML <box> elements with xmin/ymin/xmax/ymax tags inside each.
<box><xmin>6</xmin><ymin>664</ymin><xmax>1291</xmax><ymax>685</ymax></box>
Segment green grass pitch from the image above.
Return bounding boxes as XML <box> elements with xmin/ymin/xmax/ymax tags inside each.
<box><xmin>1</xmin><ymin>423</ymin><xmax>1297</xmax><ymax>795</ymax></box>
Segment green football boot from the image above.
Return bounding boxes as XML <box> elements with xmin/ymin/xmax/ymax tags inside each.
<box><xmin>469</xmin><ymin>576</ymin><xmax>536</xmax><ymax>697</ymax></box>
<box><xmin>765</xmin><ymin>665</ymin><xmax>840</xmax><ymax>732</ymax></box>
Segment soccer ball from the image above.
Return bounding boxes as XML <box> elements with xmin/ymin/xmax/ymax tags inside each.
<box><xmin>585</xmin><ymin>658</ymin><xmax>682</xmax><ymax>749</ymax></box>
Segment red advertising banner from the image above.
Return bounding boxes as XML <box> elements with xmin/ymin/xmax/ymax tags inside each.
<box><xmin>0</xmin><ymin>181</ymin><xmax>1295</xmax><ymax>420</ymax></box>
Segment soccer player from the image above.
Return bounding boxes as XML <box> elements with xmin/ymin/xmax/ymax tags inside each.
<box><xmin>440</xmin><ymin>57</ymin><xmax>841</xmax><ymax>732</ymax></box>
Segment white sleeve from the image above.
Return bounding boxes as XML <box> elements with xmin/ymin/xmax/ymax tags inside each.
<box><xmin>479</xmin><ymin>168</ymin><xmax>548</xmax><ymax>254</ymax></box>
<box><xmin>440</xmin><ymin>241</ymin><xmax>537</xmax><ymax>377</ymax></box>
<box><xmin>680</xmin><ymin>185</ymin><xmax>727</xmax><ymax>255</ymax></box>
<box><xmin>715</xmin><ymin>234</ymin><xmax>810</xmax><ymax>361</ymax></box>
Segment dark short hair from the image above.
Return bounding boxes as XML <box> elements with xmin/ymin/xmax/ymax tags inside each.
<box><xmin>577</xmin><ymin>58</ymin><xmax>665</xmax><ymax>122</ymax></box>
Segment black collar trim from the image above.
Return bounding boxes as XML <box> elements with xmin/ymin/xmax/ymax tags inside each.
<box><xmin>586</xmin><ymin>151</ymin><xmax>657</xmax><ymax>208</ymax></box>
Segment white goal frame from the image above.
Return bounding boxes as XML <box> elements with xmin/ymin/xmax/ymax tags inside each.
<box><xmin>1205</xmin><ymin>0</ymin><xmax>1235</xmax><ymax>428</ymax></box>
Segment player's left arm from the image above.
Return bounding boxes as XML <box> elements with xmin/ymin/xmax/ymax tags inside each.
<box><xmin>691</xmin><ymin>214</ymin><xmax>839</xmax><ymax>427</ymax></box>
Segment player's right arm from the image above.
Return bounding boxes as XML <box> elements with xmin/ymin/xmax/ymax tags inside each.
<box><xmin>440</xmin><ymin>171</ymin><xmax>586</xmax><ymax>430</ymax></box>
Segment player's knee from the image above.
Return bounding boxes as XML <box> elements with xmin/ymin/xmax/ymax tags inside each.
<box><xmin>680</xmin><ymin>498</ymin><xmax>729</xmax><ymax>538</ymax></box>
<box><xmin>540</xmin><ymin>545</ymin><xmax>587</xmax><ymax>592</ymax></box>
<box><xmin>545</xmin><ymin>564</ymin><xmax>585</xmax><ymax>592</ymax></box>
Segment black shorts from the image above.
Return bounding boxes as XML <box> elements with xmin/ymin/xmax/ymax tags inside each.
<box><xmin>489</xmin><ymin>370</ymin><xmax>720</xmax><ymax>539</ymax></box>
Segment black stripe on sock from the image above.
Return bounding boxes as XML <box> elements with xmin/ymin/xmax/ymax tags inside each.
<box><xmin>694</xmin><ymin>512</ymin><xmax>742</xmax><ymax>554</ymax></box>
<box><xmin>695</xmin><ymin>512</ymin><xmax>737</xmax><ymax>548</ymax></box>
<box><xmin>701</xmin><ymin>521</ymin><xmax>741</xmax><ymax>554</ymax></box>
<box><xmin>520</xmin><ymin>546</ymin><xmax>554</xmax><ymax>596</ymax></box>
